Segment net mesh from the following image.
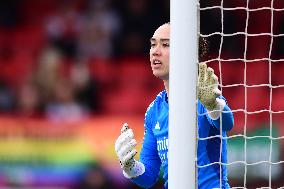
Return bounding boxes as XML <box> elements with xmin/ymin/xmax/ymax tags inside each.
<box><xmin>198</xmin><ymin>0</ymin><xmax>284</xmax><ymax>188</ymax></box>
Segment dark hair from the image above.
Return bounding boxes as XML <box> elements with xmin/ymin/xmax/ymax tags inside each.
<box><xmin>199</xmin><ymin>36</ymin><xmax>209</xmax><ymax>61</ymax></box>
<box><xmin>162</xmin><ymin>22</ymin><xmax>208</xmax><ymax>60</ymax></box>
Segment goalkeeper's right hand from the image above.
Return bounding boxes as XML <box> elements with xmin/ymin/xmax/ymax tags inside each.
<box><xmin>115</xmin><ymin>123</ymin><xmax>145</xmax><ymax>178</ymax></box>
<box><xmin>197</xmin><ymin>63</ymin><xmax>221</xmax><ymax>111</ymax></box>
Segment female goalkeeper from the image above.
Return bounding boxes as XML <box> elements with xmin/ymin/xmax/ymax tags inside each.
<box><xmin>115</xmin><ymin>22</ymin><xmax>234</xmax><ymax>189</ymax></box>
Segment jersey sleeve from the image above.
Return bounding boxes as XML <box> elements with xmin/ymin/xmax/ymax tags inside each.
<box><xmin>131</xmin><ymin>104</ymin><xmax>162</xmax><ymax>188</ymax></box>
<box><xmin>205</xmin><ymin>96</ymin><xmax>234</xmax><ymax>131</ymax></box>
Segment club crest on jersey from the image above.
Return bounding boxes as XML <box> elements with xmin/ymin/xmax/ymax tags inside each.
<box><xmin>154</xmin><ymin>122</ymin><xmax>160</xmax><ymax>130</ymax></box>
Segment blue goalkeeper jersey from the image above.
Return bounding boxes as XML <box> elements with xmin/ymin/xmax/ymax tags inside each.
<box><xmin>131</xmin><ymin>90</ymin><xmax>234</xmax><ymax>189</ymax></box>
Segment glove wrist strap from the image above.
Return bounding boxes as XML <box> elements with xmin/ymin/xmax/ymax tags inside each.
<box><xmin>123</xmin><ymin>160</ymin><xmax>145</xmax><ymax>178</ymax></box>
<box><xmin>207</xmin><ymin>98</ymin><xmax>226</xmax><ymax>120</ymax></box>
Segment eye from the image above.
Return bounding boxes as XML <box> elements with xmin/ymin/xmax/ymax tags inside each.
<box><xmin>150</xmin><ymin>43</ymin><xmax>156</xmax><ymax>48</ymax></box>
<box><xmin>163</xmin><ymin>43</ymin><xmax>169</xmax><ymax>47</ymax></box>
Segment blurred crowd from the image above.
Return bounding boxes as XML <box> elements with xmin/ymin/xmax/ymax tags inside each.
<box><xmin>0</xmin><ymin>0</ymin><xmax>169</xmax><ymax>122</ymax></box>
<box><xmin>1</xmin><ymin>0</ymin><xmax>283</xmax><ymax>122</ymax></box>
<box><xmin>0</xmin><ymin>2</ymin><xmax>169</xmax><ymax>187</ymax></box>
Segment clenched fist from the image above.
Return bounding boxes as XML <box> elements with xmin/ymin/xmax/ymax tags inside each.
<box><xmin>115</xmin><ymin>123</ymin><xmax>145</xmax><ymax>178</ymax></box>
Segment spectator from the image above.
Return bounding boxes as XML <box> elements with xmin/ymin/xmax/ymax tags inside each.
<box><xmin>45</xmin><ymin>0</ymin><xmax>81</xmax><ymax>58</ymax></box>
<box><xmin>15</xmin><ymin>78</ymin><xmax>42</xmax><ymax>117</ymax></box>
<box><xmin>70</xmin><ymin>59</ymin><xmax>100</xmax><ymax>112</ymax></box>
<box><xmin>45</xmin><ymin>77</ymin><xmax>88</xmax><ymax>123</ymax></box>
<box><xmin>0</xmin><ymin>0</ymin><xmax>20</xmax><ymax>28</ymax></box>
<box><xmin>0</xmin><ymin>80</ymin><xmax>15</xmax><ymax>112</ymax></box>
<box><xmin>75</xmin><ymin>163</ymin><xmax>115</xmax><ymax>189</ymax></box>
<box><xmin>77</xmin><ymin>0</ymin><xmax>121</xmax><ymax>59</ymax></box>
<box><xmin>35</xmin><ymin>46</ymin><xmax>63</xmax><ymax>104</ymax></box>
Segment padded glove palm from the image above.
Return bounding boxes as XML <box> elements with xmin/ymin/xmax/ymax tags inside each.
<box><xmin>197</xmin><ymin>63</ymin><xmax>221</xmax><ymax>111</ymax></box>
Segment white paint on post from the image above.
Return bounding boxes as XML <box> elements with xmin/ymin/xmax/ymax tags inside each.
<box><xmin>169</xmin><ymin>0</ymin><xmax>197</xmax><ymax>188</ymax></box>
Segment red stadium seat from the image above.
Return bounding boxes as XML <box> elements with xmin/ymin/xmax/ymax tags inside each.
<box><xmin>101</xmin><ymin>87</ymin><xmax>151</xmax><ymax>115</ymax></box>
<box><xmin>246</xmin><ymin>60</ymin><xmax>269</xmax><ymax>85</ymax></box>
<box><xmin>272</xmin><ymin>62</ymin><xmax>284</xmax><ymax>85</ymax></box>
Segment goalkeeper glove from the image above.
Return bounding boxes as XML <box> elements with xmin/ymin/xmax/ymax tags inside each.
<box><xmin>115</xmin><ymin>123</ymin><xmax>145</xmax><ymax>178</ymax></box>
<box><xmin>198</xmin><ymin>63</ymin><xmax>225</xmax><ymax>119</ymax></box>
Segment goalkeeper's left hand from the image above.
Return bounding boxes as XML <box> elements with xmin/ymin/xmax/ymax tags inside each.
<box><xmin>197</xmin><ymin>63</ymin><xmax>222</xmax><ymax>111</ymax></box>
<box><xmin>115</xmin><ymin>123</ymin><xmax>145</xmax><ymax>178</ymax></box>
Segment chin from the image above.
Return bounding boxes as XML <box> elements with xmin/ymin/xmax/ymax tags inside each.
<box><xmin>153</xmin><ymin>72</ymin><xmax>168</xmax><ymax>80</ymax></box>
<box><xmin>153</xmin><ymin>71</ymin><xmax>161</xmax><ymax>78</ymax></box>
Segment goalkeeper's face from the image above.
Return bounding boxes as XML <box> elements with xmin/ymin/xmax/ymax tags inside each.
<box><xmin>149</xmin><ymin>24</ymin><xmax>170</xmax><ymax>80</ymax></box>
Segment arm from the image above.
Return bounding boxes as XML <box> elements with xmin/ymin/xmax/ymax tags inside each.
<box><xmin>198</xmin><ymin>63</ymin><xmax>234</xmax><ymax>131</ymax></box>
<box><xmin>131</xmin><ymin>121</ymin><xmax>161</xmax><ymax>188</ymax></box>
<box><xmin>115</xmin><ymin>122</ymin><xmax>161</xmax><ymax>188</ymax></box>
<box><xmin>205</xmin><ymin>97</ymin><xmax>234</xmax><ymax>131</ymax></box>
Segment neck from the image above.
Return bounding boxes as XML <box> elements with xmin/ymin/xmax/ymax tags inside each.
<box><xmin>163</xmin><ymin>80</ymin><xmax>169</xmax><ymax>98</ymax></box>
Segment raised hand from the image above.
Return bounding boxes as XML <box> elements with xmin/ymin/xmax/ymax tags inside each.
<box><xmin>197</xmin><ymin>63</ymin><xmax>221</xmax><ymax>111</ymax></box>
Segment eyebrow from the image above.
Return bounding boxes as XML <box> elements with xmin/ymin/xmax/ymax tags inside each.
<box><xmin>150</xmin><ymin>38</ymin><xmax>170</xmax><ymax>42</ymax></box>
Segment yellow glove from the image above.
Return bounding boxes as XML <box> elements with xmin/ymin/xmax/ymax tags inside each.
<box><xmin>197</xmin><ymin>63</ymin><xmax>221</xmax><ymax>111</ymax></box>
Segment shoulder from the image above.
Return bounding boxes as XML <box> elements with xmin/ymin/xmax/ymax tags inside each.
<box><xmin>144</xmin><ymin>90</ymin><xmax>166</xmax><ymax>125</ymax></box>
<box><xmin>145</xmin><ymin>91</ymin><xmax>166</xmax><ymax>114</ymax></box>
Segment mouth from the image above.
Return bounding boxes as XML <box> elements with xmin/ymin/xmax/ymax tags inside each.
<box><xmin>152</xmin><ymin>59</ymin><xmax>162</xmax><ymax>66</ymax></box>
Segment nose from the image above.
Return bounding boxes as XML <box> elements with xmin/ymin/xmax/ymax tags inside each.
<box><xmin>152</xmin><ymin>45</ymin><xmax>161</xmax><ymax>56</ymax></box>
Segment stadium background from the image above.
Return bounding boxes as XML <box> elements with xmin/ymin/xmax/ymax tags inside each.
<box><xmin>0</xmin><ymin>0</ymin><xmax>283</xmax><ymax>188</ymax></box>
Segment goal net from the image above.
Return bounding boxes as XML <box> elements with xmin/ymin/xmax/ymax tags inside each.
<box><xmin>199</xmin><ymin>0</ymin><xmax>284</xmax><ymax>188</ymax></box>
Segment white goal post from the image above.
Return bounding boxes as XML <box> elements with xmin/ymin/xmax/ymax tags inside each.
<box><xmin>169</xmin><ymin>0</ymin><xmax>198</xmax><ymax>189</ymax></box>
<box><xmin>169</xmin><ymin>0</ymin><xmax>284</xmax><ymax>188</ymax></box>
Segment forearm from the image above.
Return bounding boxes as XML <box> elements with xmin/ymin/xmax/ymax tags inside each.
<box><xmin>211</xmin><ymin>105</ymin><xmax>234</xmax><ymax>131</ymax></box>
<box><xmin>130</xmin><ymin>162</ymin><xmax>160</xmax><ymax>188</ymax></box>
<box><xmin>130</xmin><ymin>142</ymin><xmax>161</xmax><ymax>188</ymax></box>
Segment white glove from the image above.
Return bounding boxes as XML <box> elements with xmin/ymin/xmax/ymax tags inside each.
<box><xmin>198</xmin><ymin>63</ymin><xmax>225</xmax><ymax>119</ymax></box>
<box><xmin>115</xmin><ymin>123</ymin><xmax>145</xmax><ymax>178</ymax></box>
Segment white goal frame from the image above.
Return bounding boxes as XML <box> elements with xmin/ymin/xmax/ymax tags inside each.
<box><xmin>169</xmin><ymin>0</ymin><xmax>198</xmax><ymax>189</ymax></box>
